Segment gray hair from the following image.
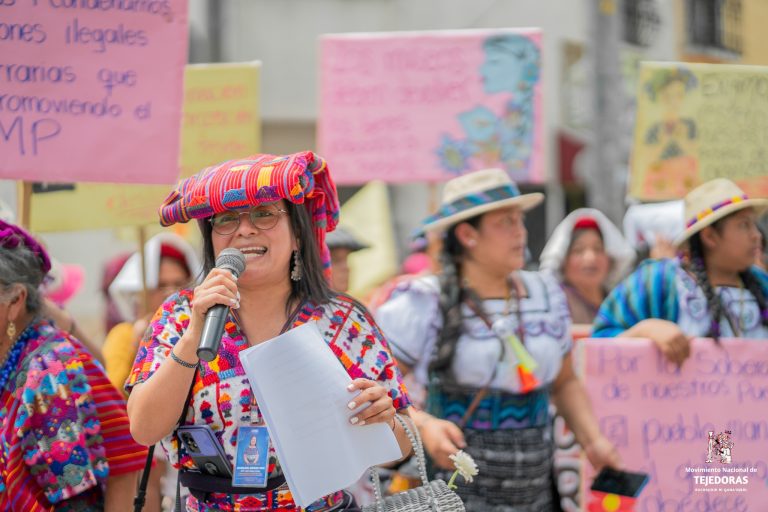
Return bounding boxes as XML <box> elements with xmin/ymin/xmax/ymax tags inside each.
<box><xmin>0</xmin><ymin>245</ymin><xmax>45</xmax><ymax>315</ymax></box>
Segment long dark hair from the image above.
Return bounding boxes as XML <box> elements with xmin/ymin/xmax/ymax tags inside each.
<box><xmin>687</xmin><ymin>219</ymin><xmax>768</xmax><ymax>340</ymax></box>
<box><xmin>429</xmin><ymin>214</ymin><xmax>482</xmax><ymax>377</ymax></box>
<box><xmin>200</xmin><ymin>202</ymin><xmax>332</xmax><ymax>314</ymax></box>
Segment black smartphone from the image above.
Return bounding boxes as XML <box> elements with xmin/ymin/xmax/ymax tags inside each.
<box><xmin>177</xmin><ymin>425</ymin><xmax>233</xmax><ymax>478</ymax></box>
<box><xmin>590</xmin><ymin>467</ymin><xmax>649</xmax><ymax>498</ymax></box>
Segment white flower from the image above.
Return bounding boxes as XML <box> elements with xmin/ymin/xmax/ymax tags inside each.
<box><xmin>448</xmin><ymin>450</ymin><xmax>479</xmax><ymax>484</ymax></box>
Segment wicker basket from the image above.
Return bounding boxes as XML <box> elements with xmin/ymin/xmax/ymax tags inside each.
<box><xmin>362</xmin><ymin>415</ymin><xmax>465</xmax><ymax>512</ymax></box>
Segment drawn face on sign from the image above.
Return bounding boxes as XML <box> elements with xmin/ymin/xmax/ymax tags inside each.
<box><xmin>659</xmin><ymin>79</ymin><xmax>687</xmax><ymax>118</ymax></box>
<box><xmin>480</xmin><ymin>35</ymin><xmax>540</xmax><ymax>95</ymax></box>
<box><xmin>645</xmin><ymin>68</ymin><xmax>698</xmax><ymax>117</ymax></box>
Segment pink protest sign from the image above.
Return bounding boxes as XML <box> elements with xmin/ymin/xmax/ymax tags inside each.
<box><xmin>318</xmin><ymin>29</ymin><xmax>543</xmax><ymax>185</ymax></box>
<box><xmin>0</xmin><ymin>3</ymin><xmax>188</xmax><ymax>184</ymax></box>
<box><xmin>581</xmin><ymin>338</ymin><xmax>768</xmax><ymax>511</ymax></box>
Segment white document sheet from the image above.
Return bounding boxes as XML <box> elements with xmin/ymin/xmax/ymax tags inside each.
<box><xmin>238</xmin><ymin>321</ymin><xmax>402</xmax><ymax>507</ymax></box>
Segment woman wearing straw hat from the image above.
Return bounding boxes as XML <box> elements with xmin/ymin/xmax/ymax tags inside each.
<box><xmin>126</xmin><ymin>152</ymin><xmax>412</xmax><ymax>511</ymax></box>
<box><xmin>593</xmin><ymin>178</ymin><xmax>768</xmax><ymax>363</ymax></box>
<box><xmin>376</xmin><ymin>169</ymin><xmax>620</xmax><ymax>511</ymax></box>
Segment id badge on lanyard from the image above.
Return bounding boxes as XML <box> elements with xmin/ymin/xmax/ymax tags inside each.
<box><xmin>232</xmin><ymin>401</ymin><xmax>270</xmax><ymax>487</ymax></box>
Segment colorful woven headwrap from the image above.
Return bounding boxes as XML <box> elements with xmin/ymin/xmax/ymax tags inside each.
<box><xmin>0</xmin><ymin>220</ymin><xmax>52</xmax><ymax>275</ymax></box>
<box><xmin>159</xmin><ymin>151</ymin><xmax>340</xmax><ymax>275</ymax></box>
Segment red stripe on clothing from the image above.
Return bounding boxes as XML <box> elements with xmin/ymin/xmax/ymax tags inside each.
<box><xmin>80</xmin><ymin>356</ymin><xmax>148</xmax><ymax>475</ymax></box>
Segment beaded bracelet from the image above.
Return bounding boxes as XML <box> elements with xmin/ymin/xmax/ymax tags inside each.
<box><xmin>170</xmin><ymin>349</ymin><xmax>198</xmax><ymax>369</ymax></box>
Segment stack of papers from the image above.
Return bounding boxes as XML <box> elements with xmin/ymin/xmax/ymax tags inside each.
<box><xmin>238</xmin><ymin>322</ymin><xmax>402</xmax><ymax>507</ymax></box>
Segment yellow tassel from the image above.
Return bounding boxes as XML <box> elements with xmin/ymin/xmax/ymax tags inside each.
<box><xmin>505</xmin><ymin>334</ymin><xmax>538</xmax><ymax>372</ymax></box>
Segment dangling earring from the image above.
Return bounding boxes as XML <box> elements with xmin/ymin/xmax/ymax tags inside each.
<box><xmin>291</xmin><ymin>250</ymin><xmax>303</xmax><ymax>282</ymax></box>
<box><xmin>6</xmin><ymin>321</ymin><xmax>16</xmax><ymax>341</ymax></box>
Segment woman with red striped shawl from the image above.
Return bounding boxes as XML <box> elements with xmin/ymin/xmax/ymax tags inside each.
<box><xmin>0</xmin><ymin>220</ymin><xmax>147</xmax><ymax>511</ymax></box>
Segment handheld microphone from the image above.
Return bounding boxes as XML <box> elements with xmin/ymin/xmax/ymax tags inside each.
<box><xmin>197</xmin><ymin>248</ymin><xmax>246</xmax><ymax>362</ymax></box>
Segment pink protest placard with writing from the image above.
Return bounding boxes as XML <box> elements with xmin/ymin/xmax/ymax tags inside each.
<box><xmin>318</xmin><ymin>29</ymin><xmax>543</xmax><ymax>185</ymax></box>
<box><xmin>0</xmin><ymin>2</ymin><xmax>187</xmax><ymax>184</ymax></box>
<box><xmin>581</xmin><ymin>338</ymin><xmax>768</xmax><ymax>511</ymax></box>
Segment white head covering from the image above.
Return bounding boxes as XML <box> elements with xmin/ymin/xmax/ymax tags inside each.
<box><xmin>109</xmin><ymin>232</ymin><xmax>201</xmax><ymax>321</ymax></box>
<box><xmin>623</xmin><ymin>200</ymin><xmax>684</xmax><ymax>251</ymax></box>
<box><xmin>539</xmin><ymin>208</ymin><xmax>635</xmax><ymax>287</ymax></box>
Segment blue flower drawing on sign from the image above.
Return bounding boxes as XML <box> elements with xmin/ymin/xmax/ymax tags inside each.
<box><xmin>436</xmin><ymin>34</ymin><xmax>540</xmax><ymax>178</ymax></box>
<box><xmin>435</xmin><ymin>135</ymin><xmax>471</xmax><ymax>174</ymax></box>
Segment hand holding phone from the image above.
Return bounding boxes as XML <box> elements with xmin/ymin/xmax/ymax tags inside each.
<box><xmin>590</xmin><ymin>467</ymin><xmax>649</xmax><ymax>498</ymax></box>
<box><xmin>178</xmin><ymin>425</ymin><xmax>233</xmax><ymax>478</ymax></box>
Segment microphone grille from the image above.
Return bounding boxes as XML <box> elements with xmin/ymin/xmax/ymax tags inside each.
<box><xmin>216</xmin><ymin>248</ymin><xmax>246</xmax><ymax>277</ymax></box>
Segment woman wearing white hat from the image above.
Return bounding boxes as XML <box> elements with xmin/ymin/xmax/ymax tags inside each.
<box><xmin>376</xmin><ymin>169</ymin><xmax>620</xmax><ymax>511</ymax></box>
<box><xmin>539</xmin><ymin>208</ymin><xmax>635</xmax><ymax>328</ymax></box>
<box><xmin>102</xmin><ymin>232</ymin><xmax>201</xmax><ymax>512</ymax></box>
<box><xmin>103</xmin><ymin>232</ymin><xmax>202</xmax><ymax>393</ymax></box>
<box><xmin>593</xmin><ymin>178</ymin><xmax>768</xmax><ymax>364</ymax></box>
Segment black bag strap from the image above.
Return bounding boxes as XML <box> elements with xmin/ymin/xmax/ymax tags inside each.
<box><xmin>133</xmin><ymin>366</ymin><xmax>199</xmax><ymax>512</ymax></box>
<box><xmin>453</xmin><ymin>281</ymin><xmax>525</xmax><ymax>429</ymax></box>
<box><xmin>132</xmin><ymin>444</ymin><xmax>155</xmax><ymax>512</ymax></box>
<box><xmin>456</xmin><ymin>290</ymin><xmax>504</xmax><ymax>429</ymax></box>
<box><xmin>175</xmin><ymin>467</ymin><xmax>183</xmax><ymax>512</ymax></box>
<box><xmin>464</xmin><ymin>278</ymin><xmax>526</xmax><ymax>345</ymax></box>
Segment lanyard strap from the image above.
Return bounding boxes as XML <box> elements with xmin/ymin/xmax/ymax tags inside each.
<box><xmin>135</xmin><ymin>367</ymin><xmax>198</xmax><ymax>512</ymax></box>
<box><xmin>456</xmin><ymin>281</ymin><xmax>529</xmax><ymax>428</ymax></box>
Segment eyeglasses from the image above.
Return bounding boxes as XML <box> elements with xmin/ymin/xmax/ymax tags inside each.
<box><xmin>209</xmin><ymin>205</ymin><xmax>288</xmax><ymax>235</ymax></box>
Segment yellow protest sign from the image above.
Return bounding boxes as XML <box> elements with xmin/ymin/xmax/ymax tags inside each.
<box><xmin>343</xmin><ymin>181</ymin><xmax>398</xmax><ymax>299</ymax></box>
<box><xmin>30</xmin><ymin>62</ymin><xmax>261</xmax><ymax>232</ymax></box>
<box><xmin>630</xmin><ymin>61</ymin><xmax>768</xmax><ymax>201</ymax></box>
<box><xmin>29</xmin><ymin>182</ymin><xmax>170</xmax><ymax>232</ymax></box>
<box><xmin>180</xmin><ymin>62</ymin><xmax>261</xmax><ymax>178</ymax></box>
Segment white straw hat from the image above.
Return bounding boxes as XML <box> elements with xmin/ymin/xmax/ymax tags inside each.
<box><xmin>422</xmin><ymin>169</ymin><xmax>544</xmax><ymax>233</ymax></box>
<box><xmin>675</xmin><ymin>178</ymin><xmax>768</xmax><ymax>246</ymax></box>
